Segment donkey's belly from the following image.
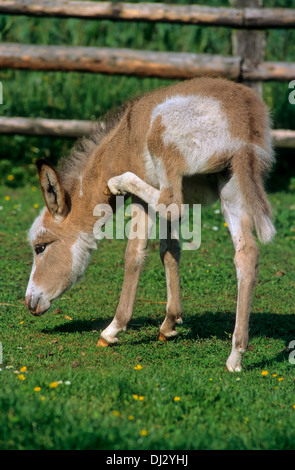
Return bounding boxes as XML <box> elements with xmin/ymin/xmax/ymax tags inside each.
<box><xmin>182</xmin><ymin>174</ymin><xmax>219</xmax><ymax>206</ymax></box>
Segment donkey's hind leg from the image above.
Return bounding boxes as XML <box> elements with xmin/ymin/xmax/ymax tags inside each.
<box><xmin>219</xmin><ymin>175</ymin><xmax>259</xmax><ymax>372</ymax></box>
<box><xmin>107</xmin><ymin>172</ymin><xmax>183</xmax><ymax>221</ymax></box>
<box><xmin>159</xmin><ymin>224</ymin><xmax>183</xmax><ymax>341</ymax></box>
<box><xmin>107</xmin><ymin>172</ymin><xmax>160</xmax><ymax>205</ymax></box>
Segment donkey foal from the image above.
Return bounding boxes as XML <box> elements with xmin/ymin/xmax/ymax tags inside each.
<box><xmin>25</xmin><ymin>77</ymin><xmax>275</xmax><ymax>372</ymax></box>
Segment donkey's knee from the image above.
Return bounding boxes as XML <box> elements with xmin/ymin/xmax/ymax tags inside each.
<box><xmin>234</xmin><ymin>242</ymin><xmax>259</xmax><ymax>285</ymax></box>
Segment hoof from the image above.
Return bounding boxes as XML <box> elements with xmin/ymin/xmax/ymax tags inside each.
<box><xmin>103</xmin><ymin>186</ymin><xmax>111</xmax><ymax>196</ymax></box>
<box><xmin>158</xmin><ymin>332</ymin><xmax>168</xmax><ymax>342</ymax></box>
<box><xmin>97</xmin><ymin>337</ymin><xmax>110</xmax><ymax>348</ymax></box>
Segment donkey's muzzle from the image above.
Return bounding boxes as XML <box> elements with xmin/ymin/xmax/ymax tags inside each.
<box><xmin>25</xmin><ymin>294</ymin><xmax>50</xmax><ymax>316</ymax></box>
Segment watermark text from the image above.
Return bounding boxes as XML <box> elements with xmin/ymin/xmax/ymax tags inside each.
<box><xmin>93</xmin><ymin>197</ymin><xmax>201</xmax><ymax>250</ymax></box>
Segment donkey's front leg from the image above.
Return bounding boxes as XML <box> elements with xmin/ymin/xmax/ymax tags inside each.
<box><xmin>97</xmin><ymin>199</ymin><xmax>152</xmax><ymax>347</ymax></box>
<box><xmin>159</xmin><ymin>227</ymin><xmax>183</xmax><ymax>341</ymax></box>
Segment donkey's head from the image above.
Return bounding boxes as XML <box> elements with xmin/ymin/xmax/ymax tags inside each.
<box><xmin>25</xmin><ymin>160</ymin><xmax>96</xmax><ymax>316</ymax></box>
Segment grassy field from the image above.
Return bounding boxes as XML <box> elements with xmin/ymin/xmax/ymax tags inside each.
<box><xmin>0</xmin><ymin>182</ymin><xmax>294</xmax><ymax>450</ymax></box>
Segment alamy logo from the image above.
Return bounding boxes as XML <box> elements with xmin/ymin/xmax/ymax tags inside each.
<box><xmin>93</xmin><ymin>197</ymin><xmax>201</xmax><ymax>250</ymax></box>
<box><xmin>288</xmin><ymin>80</ymin><xmax>295</xmax><ymax>105</ymax></box>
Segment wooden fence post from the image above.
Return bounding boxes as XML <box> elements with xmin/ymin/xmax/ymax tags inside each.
<box><xmin>230</xmin><ymin>0</ymin><xmax>265</xmax><ymax>95</ymax></box>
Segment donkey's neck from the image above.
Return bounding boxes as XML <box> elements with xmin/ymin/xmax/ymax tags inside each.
<box><xmin>66</xmin><ymin>114</ymin><xmax>141</xmax><ymax>238</ymax></box>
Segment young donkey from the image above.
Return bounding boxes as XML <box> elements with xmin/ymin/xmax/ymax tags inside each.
<box><xmin>25</xmin><ymin>77</ymin><xmax>275</xmax><ymax>372</ymax></box>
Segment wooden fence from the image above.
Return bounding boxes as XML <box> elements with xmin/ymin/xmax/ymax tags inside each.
<box><xmin>0</xmin><ymin>0</ymin><xmax>294</xmax><ymax>147</ymax></box>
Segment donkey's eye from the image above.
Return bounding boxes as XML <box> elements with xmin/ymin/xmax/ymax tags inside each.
<box><xmin>35</xmin><ymin>243</ymin><xmax>48</xmax><ymax>255</ymax></box>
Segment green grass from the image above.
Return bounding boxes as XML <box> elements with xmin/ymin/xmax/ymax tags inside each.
<box><xmin>0</xmin><ymin>184</ymin><xmax>294</xmax><ymax>450</ymax></box>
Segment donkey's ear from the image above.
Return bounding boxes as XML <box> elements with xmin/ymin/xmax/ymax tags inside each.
<box><xmin>36</xmin><ymin>159</ymin><xmax>70</xmax><ymax>219</ymax></box>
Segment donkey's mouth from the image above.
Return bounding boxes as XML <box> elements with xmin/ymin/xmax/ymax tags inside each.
<box><xmin>25</xmin><ymin>295</ymin><xmax>51</xmax><ymax>316</ymax></box>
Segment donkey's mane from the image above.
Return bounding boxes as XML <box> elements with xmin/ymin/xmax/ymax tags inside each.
<box><xmin>58</xmin><ymin>104</ymin><xmax>128</xmax><ymax>192</ymax></box>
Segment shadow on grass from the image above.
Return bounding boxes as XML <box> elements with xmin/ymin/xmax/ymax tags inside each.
<box><xmin>182</xmin><ymin>310</ymin><xmax>295</xmax><ymax>369</ymax></box>
<box><xmin>42</xmin><ymin>309</ymin><xmax>295</xmax><ymax>345</ymax></box>
<box><xmin>41</xmin><ymin>309</ymin><xmax>293</xmax><ymax>369</ymax></box>
<box><xmin>41</xmin><ymin>317</ymin><xmax>115</xmax><ymax>335</ymax></box>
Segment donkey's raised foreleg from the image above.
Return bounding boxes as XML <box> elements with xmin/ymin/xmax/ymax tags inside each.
<box><xmin>97</xmin><ymin>198</ymin><xmax>152</xmax><ymax>347</ymax></box>
<box><xmin>159</xmin><ymin>226</ymin><xmax>183</xmax><ymax>341</ymax></box>
<box><xmin>220</xmin><ymin>176</ymin><xmax>259</xmax><ymax>372</ymax></box>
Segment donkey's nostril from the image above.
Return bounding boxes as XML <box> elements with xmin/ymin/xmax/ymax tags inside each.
<box><xmin>25</xmin><ymin>294</ymin><xmax>31</xmax><ymax>310</ymax></box>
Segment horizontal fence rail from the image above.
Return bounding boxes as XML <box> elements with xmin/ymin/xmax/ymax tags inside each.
<box><xmin>0</xmin><ymin>116</ymin><xmax>294</xmax><ymax>148</ymax></box>
<box><xmin>0</xmin><ymin>43</ymin><xmax>294</xmax><ymax>81</ymax></box>
<box><xmin>0</xmin><ymin>43</ymin><xmax>242</xmax><ymax>80</ymax></box>
<box><xmin>0</xmin><ymin>1</ymin><xmax>295</xmax><ymax>29</ymax></box>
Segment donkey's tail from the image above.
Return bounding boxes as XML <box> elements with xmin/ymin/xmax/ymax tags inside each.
<box><xmin>231</xmin><ymin>144</ymin><xmax>276</xmax><ymax>244</ymax></box>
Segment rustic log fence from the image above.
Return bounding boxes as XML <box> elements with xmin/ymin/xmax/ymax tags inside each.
<box><xmin>0</xmin><ymin>0</ymin><xmax>294</xmax><ymax>147</ymax></box>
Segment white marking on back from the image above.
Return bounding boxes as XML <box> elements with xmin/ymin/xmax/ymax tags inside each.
<box><xmin>151</xmin><ymin>95</ymin><xmax>242</xmax><ymax>174</ymax></box>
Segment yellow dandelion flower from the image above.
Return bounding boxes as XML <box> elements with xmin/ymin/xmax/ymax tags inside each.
<box><xmin>128</xmin><ymin>415</ymin><xmax>134</xmax><ymax>420</ymax></box>
<box><xmin>4</xmin><ymin>195</ymin><xmax>10</xmax><ymax>201</ymax></box>
<box><xmin>274</xmin><ymin>386</ymin><xmax>278</xmax><ymax>390</ymax></box>
<box><xmin>261</xmin><ymin>370</ymin><xmax>268</xmax><ymax>376</ymax></box>
<box><xmin>34</xmin><ymin>203</ymin><xmax>39</xmax><ymax>209</ymax></box>
<box><xmin>140</xmin><ymin>430</ymin><xmax>148</xmax><ymax>436</ymax></box>
<box><xmin>20</xmin><ymin>366</ymin><xmax>27</xmax><ymax>372</ymax></box>
<box><xmin>31</xmin><ymin>186</ymin><xmax>38</xmax><ymax>192</ymax></box>
<box><xmin>273</xmin><ymin>373</ymin><xmax>277</xmax><ymax>377</ymax></box>
<box><xmin>49</xmin><ymin>381</ymin><xmax>59</xmax><ymax>388</ymax></box>
<box><xmin>278</xmin><ymin>377</ymin><xmax>284</xmax><ymax>381</ymax></box>
<box><xmin>20</xmin><ymin>321</ymin><xmax>24</xmax><ymax>325</ymax></box>
<box><xmin>139</xmin><ymin>396</ymin><xmax>144</xmax><ymax>401</ymax></box>
<box><xmin>293</xmin><ymin>404</ymin><xmax>295</xmax><ymax>410</ymax></box>
<box><xmin>18</xmin><ymin>374</ymin><xmax>25</xmax><ymax>381</ymax></box>
<box><xmin>34</xmin><ymin>387</ymin><xmax>41</xmax><ymax>392</ymax></box>
<box><xmin>134</xmin><ymin>364</ymin><xmax>142</xmax><ymax>370</ymax></box>
<box><xmin>112</xmin><ymin>410</ymin><xmax>120</xmax><ymax>417</ymax></box>
<box><xmin>132</xmin><ymin>394</ymin><xmax>139</xmax><ymax>400</ymax></box>
<box><xmin>7</xmin><ymin>174</ymin><xmax>14</xmax><ymax>181</ymax></box>
<box><xmin>174</xmin><ymin>396</ymin><xmax>181</xmax><ymax>402</ymax></box>
<box><xmin>40</xmin><ymin>396</ymin><xmax>46</xmax><ymax>401</ymax></box>
<box><xmin>224</xmin><ymin>222</ymin><xmax>228</xmax><ymax>227</ymax></box>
